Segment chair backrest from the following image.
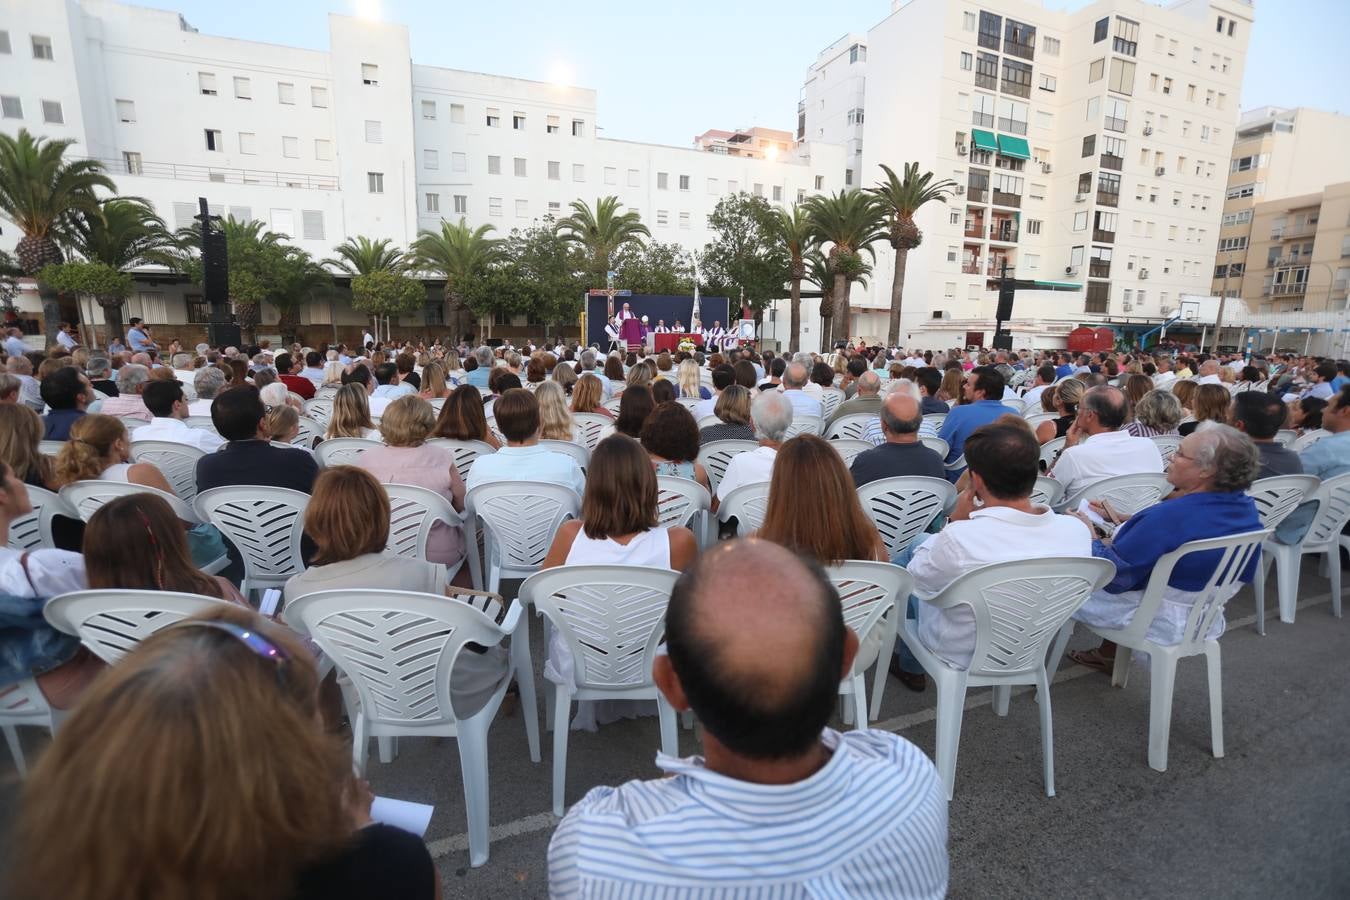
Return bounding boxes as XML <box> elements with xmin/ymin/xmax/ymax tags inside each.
<box><xmin>819</xmin><ymin>388</ymin><xmax>846</xmax><ymax>421</ymax></box>
<box><xmin>8</xmin><ymin>485</ymin><xmax>70</xmax><ymax>551</ymax></box>
<box><xmin>314</xmin><ymin>384</ymin><xmax>340</xmax><ymax>399</ymax></box>
<box><xmin>291</xmin><ymin>416</ymin><xmax>323</xmax><ymax>449</ymax></box>
<box><xmin>602</xmin><ymin>397</ymin><xmax>623</xmax><ymax>415</ymax></box>
<box><xmin>43</xmin><ymin>589</ymin><xmax>229</xmax><ymax>664</ymax></box>
<box><xmin>1059</xmin><ymin>471</ymin><xmax>1173</xmax><ymax>517</ymax></box>
<box><xmin>117</xmin><ymin>416</ymin><xmax>146</xmax><ymax>431</ymax></box>
<box><xmin>538</xmin><ymin>440</ymin><xmax>591</xmax><ymax>472</ymax></box>
<box><xmin>426</xmin><ymin>438</ymin><xmax>495</xmax><ymax>483</ymax></box>
<box><xmin>696</xmin><ymin>439</ymin><xmax>758</xmax><ymax>493</ymax></box>
<box><xmin>826</xmin><ymin>561</ymin><xmax>915</xmax><ymax>675</ymax></box>
<box><xmin>128</xmin><ymin>441</ymin><xmax>206</xmax><ymax>504</ymax></box>
<box><xmin>830</xmin><ymin>438</ymin><xmax>874</xmax><ymax>466</ymax></box>
<box><xmin>655</xmin><ymin>476</ymin><xmax>711</xmax><ymax>531</ymax></box>
<box><xmin>826</xmin><ymin>413</ymin><xmax>876</xmax><ymax>441</ymax></box>
<box><xmin>184</xmin><ymin>415</ymin><xmax>218</xmax><ymax>433</ymax></box>
<box><xmin>1246</xmin><ymin>474</ymin><xmax>1320</xmax><ymax>530</ymax></box>
<box><xmin>675</xmin><ymin>397</ymin><xmax>700</xmax><ymax>411</ymax></box>
<box><xmin>1024</xmin><ymin>412</ymin><xmax>1057</xmax><ymax>429</ymax></box>
<box><xmin>1290</xmin><ymin>429</ymin><xmax>1330</xmax><ymax>452</ymax></box>
<box><xmin>932</xmin><ymin>558</ymin><xmax>1117</xmax><ymax>678</ymax></box>
<box><xmin>303</xmin><ymin>398</ymin><xmax>334</xmax><ymax>426</ymax></box>
<box><xmin>60</xmin><ymin>480</ymin><xmax>201</xmax><ymax>525</ymax></box>
<box><xmin>922</xmin><ymin>413</ymin><xmax>947</xmax><ymax>431</ymax></box>
<box><xmin>857</xmin><ymin>476</ymin><xmax>957</xmax><ymax>559</ymax></box>
<box><xmin>1124</xmin><ymin>530</ymin><xmax>1269</xmax><ymax>649</ymax></box>
<box><xmin>572</xmin><ymin>412</ymin><xmax>611</xmax><ymax>451</ymax></box>
<box><xmin>383</xmin><ymin>483</ymin><xmax>464</xmax><ymax>562</ymax></box>
<box><xmin>717</xmin><ymin>481</ymin><xmax>771</xmax><ymax>534</ymax></box>
<box><xmin>37</xmin><ymin>440</ymin><xmax>64</xmax><ymax>457</ymax></box>
<box><xmin>285</xmin><ymin>588</ymin><xmax>511</xmax><ymax>724</ymax></box>
<box><xmin>1001</xmin><ymin>397</ymin><xmax>1025</xmax><ymax>414</ymax></box>
<box><xmin>518</xmin><ymin>565</ymin><xmax>679</xmax><ymax>693</ymax></box>
<box><xmin>314</xmin><ymin>437</ymin><xmax>383</xmax><ymax>468</ymax></box>
<box><xmin>697</xmin><ymin>414</ymin><xmax>722</xmax><ymax>430</ymax></box>
<box><xmin>1301</xmin><ymin>472</ymin><xmax>1350</xmax><ymax>551</ymax></box>
<box><xmin>1030</xmin><ymin>476</ymin><xmax>1065</xmax><ymax>509</ymax></box>
<box><xmin>193</xmin><ymin>486</ymin><xmax>310</xmax><ymax>583</ymax></box>
<box><xmin>1149</xmin><ymin>434</ymin><xmax>1184</xmax><ymax>469</ymax></box>
<box><xmin>919</xmin><ymin>435</ymin><xmax>950</xmax><ymax>459</ymax></box>
<box><xmin>784</xmin><ymin>414</ymin><xmax>824</xmax><ymax>439</ymax></box>
<box><xmin>464</xmin><ymin>480</ymin><xmax>580</xmax><ymax>573</ymax></box>
<box><xmin>1040</xmin><ymin>435</ymin><xmax>1067</xmax><ymax>471</ymax></box>
<box><xmin>427</xmin><ymin>397</ymin><xmax>447</xmax><ymax>413</ymax></box>
<box><xmin>483</xmin><ymin>416</ymin><xmax>507</xmax><ymax>445</ymax></box>
<box><xmin>1273</xmin><ymin>429</ymin><xmax>1297</xmax><ymax>447</ymax></box>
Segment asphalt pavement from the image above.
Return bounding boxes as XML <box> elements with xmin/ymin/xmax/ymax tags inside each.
<box><xmin>2</xmin><ymin>560</ymin><xmax>1347</xmax><ymax>899</ymax></box>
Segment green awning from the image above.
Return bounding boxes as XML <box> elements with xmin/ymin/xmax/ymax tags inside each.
<box><xmin>971</xmin><ymin>129</ymin><xmax>998</xmax><ymax>152</ymax></box>
<box><xmin>1033</xmin><ymin>280</ymin><xmax>1083</xmax><ymax>291</ymax></box>
<box><xmin>997</xmin><ymin>134</ymin><xmax>1031</xmax><ymax>159</ymax></box>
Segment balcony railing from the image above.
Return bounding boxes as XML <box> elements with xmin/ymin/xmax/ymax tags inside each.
<box><xmin>978</xmin><ymin>31</ymin><xmax>1000</xmax><ymax>50</ymax></box>
<box><xmin>961</xmin><ymin>261</ymin><xmax>983</xmax><ymax>274</ymax></box>
<box><xmin>972</xmin><ymin>112</ymin><xmax>994</xmax><ymax>128</ymax></box>
<box><xmin>1093</xmin><ymin>229</ymin><xmax>1116</xmax><ymax>244</ymax></box>
<box><xmin>964</xmin><ymin>224</ymin><xmax>985</xmax><ymax>239</ymax></box>
<box><xmin>967</xmin><ymin>187</ymin><xmax>988</xmax><ymax>203</ymax></box>
<box><xmin>975</xmin><ymin>72</ymin><xmax>998</xmax><ymax>90</ymax></box>
<box><xmin>1000</xmin><ymin>80</ymin><xmax>1031</xmax><ymax>99</ymax></box>
<box><xmin>989</xmin><ymin>225</ymin><xmax>1019</xmax><ymax>242</ymax></box>
<box><xmin>1271</xmin><ymin>282</ymin><xmax>1308</xmax><ymax>296</ymax></box>
<box><xmin>1096</xmin><ymin>189</ymin><xmax>1120</xmax><ymax>208</ymax></box>
<box><xmin>1085</xmin><ymin>299</ymin><xmax>1110</xmax><ymax>314</ymax></box>
<box><xmin>987</xmin><ymin>259</ymin><xmax>1014</xmax><ymax>276</ymax></box>
<box><xmin>1100</xmin><ymin>153</ymin><xmax>1123</xmax><ymax>171</ymax></box>
<box><xmin>991</xmin><ymin>190</ymin><xmax>1021</xmax><ymax>208</ymax></box>
<box><xmin>1104</xmin><ymin>117</ymin><xmax>1127</xmax><ymax>133</ymax></box>
<box><xmin>1089</xmin><ymin>261</ymin><xmax>1113</xmax><ymax>278</ymax></box>
<box><xmin>1004</xmin><ymin>39</ymin><xmax>1035</xmax><ymax>61</ymax></box>
<box><xmin>81</xmin><ymin>155</ymin><xmax>339</xmax><ymax>191</ymax></box>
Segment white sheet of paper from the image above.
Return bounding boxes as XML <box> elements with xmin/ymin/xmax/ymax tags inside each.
<box><xmin>370</xmin><ymin>796</ymin><xmax>434</xmax><ymax>836</ymax></box>
<box><xmin>259</xmin><ymin>589</ymin><xmax>282</xmax><ymax>618</ymax></box>
<box><xmin>1077</xmin><ymin>499</ymin><xmax>1107</xmax><ymax>527</ymax></box>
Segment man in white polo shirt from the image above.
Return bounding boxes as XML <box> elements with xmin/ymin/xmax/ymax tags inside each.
<box><xmin>132</xmin><ymin>379</ymin><xmax>225</xmax><ymax>453</ymax></box>
<box><xmin>1049</xmin><ymin>385</ymin><xmax>1163</xmax><ymax>498</ymax></box>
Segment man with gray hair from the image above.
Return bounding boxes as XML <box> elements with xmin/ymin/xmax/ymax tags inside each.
<box><xmin>827</xmin><ymin>369</ymin><xmax>883</xmax><ymax>430</ymax></box>
<box><xmin>5</xmin><ymin>356</ymin><xmax>43</xmax><ymax>411</ymax></box>
<box><xmin>850</xmin><ymin>389</ymin><xmax>946</xmax><ymax>487</ymax></box>
<box><xmin>715</xmin><ymin>390</ymin><xmax>792</xmax><ymax>506</ymax></box>
<box><xmin>0</xmin><ymin>372</ymin><xmax>21</xmax><ymax>404</ymax></box>
<box><xmin>1049</xmin><ymin>384</ymin><xmax>1163</xmax><ymax>498</ymax></box>
<box><xmin>466</xmin><ymin>346</ymin><xmax>494</xmax><ymax>389</ymax></box>
<box><xmin>1194</xmin><ymin>359</ymin><xmax>1223</xmax><ymax>385</ymax></box>
<box><xmin>780</xmin><ymin>361</ymin><xmax>823</xmax><ymax>419</ymax></box>
<box><xmin>97</xmin><ymin>363</ymin><xmax>153</xmax><ymax>421</ymax></box>
<box><xmin>86</xmin><ymin>356</ymin><xmax>118</xmax><ymax>397</ymax></box>
<box><xmin>189</xmin><ymin>365</ymin><xmax>228</xmax><ymax>416</ymax></box>
<box><xmin>862</xmin><ymin>380</ymin><xmax>941</xmax><ymax>445</ymax></box>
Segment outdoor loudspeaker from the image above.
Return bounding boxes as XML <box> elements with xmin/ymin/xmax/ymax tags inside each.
<box><xmin>991</xmin><ymin>333</ymin><xmax>1014</xmax><ymax>351</ymax></box>
<box><xmin>207</xmin><ymin>323</ymin><xmax>241</xmax><ymax>347</ymax></box>
<box><xmin>995</xmin><ymin>284</ymin><xmax>1016</xmax><ymax>322</ymax></box>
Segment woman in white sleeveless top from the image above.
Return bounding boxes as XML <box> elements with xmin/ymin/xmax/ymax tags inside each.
<box><xmin>53</xmin><ymin>413</ymin><xmax>176</xmax><ymax>495</ymax></box>
<box><xmin>541</xmin><ymin>435</ymin><xmax>697</xmax><ymax>731</ymax></box>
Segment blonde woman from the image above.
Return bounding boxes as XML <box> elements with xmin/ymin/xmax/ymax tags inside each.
<box><xmin>1035</xmin><ymin>377</ymin><xmax>1085</xmax><ymax>444</ymax></box>
<box><xmin>418</xmin><ymin>361</ymin><xmax>450</xmax><ymax>399</ymax></box>
<box><xmin>54</xmin><ymin>414</ymin><xmax>176</xmax><ymax>495</ymax></box>
<box><xmin>571</xmin><ymin>373</ymin><xmax>612</xmax><ymax>419</ymax></box>
<box><xmin>676</xmin><ymin>358</ymin><xmax>711</xmax><ymax>401</ymax></box>
<box><xmin>625</xmin><ymin>361</ymin><xmax>653</xmax><ymax>392</ymax></box>
<box><xmin>323</xmin><ymin>383</ymin><xmax>380</xmax><ymax>441</ymax></box>
<box><xmin>263</xmin><ymin>405</ymin><xmax>301</xmax><ymax>445</ymax></box>
<box><xmin>0</xmin><ymin>404</ymin><xmax>56</xmax><ymax>489</ymax></box>
<box><xmin>535</xmin><ymin>380</ymin><xmax>575</xmax><ymax>441</ymax></box>
<box><xmin>320</xmin><ymin>361</ymin><xmax>345</xmax><ymax>389</ymax></box>
<box><xmin>551</xmin><ymin>361</ymin><xmax>578</xmax><ymax>396</ymax></box>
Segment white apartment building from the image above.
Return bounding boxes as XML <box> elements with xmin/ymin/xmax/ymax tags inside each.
<box><xmin>0</xmin><ymin>0</ymin><xmax>844</xmax><ymax>342</ymax></box>
<box><xmin>798</xmin><ymin>34</ymin><xmax>869</xmax><ymax>190</ymax></box>
<box><xmin>801</xmin><ymin>0</ymin><xmax>1253</xmax><ymax>349</ymax></box>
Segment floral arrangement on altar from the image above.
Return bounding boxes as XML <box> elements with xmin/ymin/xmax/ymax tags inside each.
<box><xmin>677</xmin><ymin>338</ymin><xmax>697</xmax><ymax>354</ymax></box>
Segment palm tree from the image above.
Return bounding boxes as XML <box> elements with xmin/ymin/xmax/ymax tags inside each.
<box><xmin>804</xmin><ymin>190</ymin><xmax>884</xmax><ymax>348</ymax></box>
<box><xmin>0</xmin><ymin>129</ymin><xmax>115</xmax><ymax>341</ymax></box>
<box><xmin>411</xmin><ymin>218</ymin><xmax>504</xmax><ymax>342</ymax></box>
<box><xmin>554</xmin><ymin>196</ymin><xmax>649</xmax><ymax>287</ymax></box>
<box><xmin>326</xmin><ymin>235</ymin><xmax>406</xmax><ymax>276</ymax></box>
<box><xmin>766</xmin><ymin>204</ymin><xmax>815</xmax><ymax>353</ymax></box>
<box><xmin>168</xmin><ymin>217</ymin><xmax>284</xmax><ymax>343</ymax></box>
<box><xmin>271</xmin><ymin>247</ymin><xmax>331</xmax><ymax>345</ymax></box>
<box><xmin>870</xmin><ymin>162</ymin><xmax>958</xmax><ymax>347</ymax></box>
<box><xmin>66</xmin><ymin>197</ymin><xmax>176</xmax><ymax>342</ymax></box>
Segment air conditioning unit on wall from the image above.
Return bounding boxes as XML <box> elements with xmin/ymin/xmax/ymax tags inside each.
<box><xmin>957</xmin><ymin>144</ymin><xmax>968</xmax><ymax>155</ymax></box>
<box><xmin>955</xmin><ymin>185</ymin><xmax>966</xmax><ymax>195</ymax></box>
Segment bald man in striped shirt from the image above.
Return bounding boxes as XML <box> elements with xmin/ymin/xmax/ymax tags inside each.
<box><xmin>548</xmin><ymin>540</ymin><xmax>948</xmax><ymax>899</ymax></box>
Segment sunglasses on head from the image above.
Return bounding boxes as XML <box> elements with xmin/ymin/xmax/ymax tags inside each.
<box><xmin>171</xmin><ymin>619</ymin><xmax>290</xmax><ymax>684</ymax></box>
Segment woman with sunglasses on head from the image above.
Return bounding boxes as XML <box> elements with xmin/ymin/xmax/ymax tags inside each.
<box><xmin>9</xmin><ymin>604</ymin><xmax>441</xmax><ymax>900</ymax></box>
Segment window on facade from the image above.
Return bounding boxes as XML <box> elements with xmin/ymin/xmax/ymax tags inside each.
<box><xmin>1085</xmin><ymin>281</ymin><xmax>1110</xmax><ymax>313</ymax></box>
<box><xmin>486</xmin><ymin>155</ymin><xmax>501</xmax><ymax>175</ymax></box>
<box><xmin>1001</xmin><ymin>59</ymin><xmax>1032</xmax><ymax>98</ymax></box>
<box><xmin>1043</xmin><ymin>35</ymin><xmax>1060</xmax><ymax>56</ymax></box>
<box><xmin>1081</xmin><ymin>135</ymin><xmax>1096</xmax><ymax>157</ymax></box>
<box><xmin>1038</xmin><ymin>73</ymin><xmax>1056</xmax><ymax>92</ymax></box>
<box><xmin>1088</xmin><ymin>58</ymin><xmax>1105</xmax><ymax>82</ymax></box>
<box><xmin>32</xmin><ymin>34</ymin><xmax>53</xmax><ymax>60</ymax></box>
<box><xmin>204</xmin><ymin>129</ymin><xmax>222</xmax><ymax>151</ymax></box>
<box><xmin>1108</xmin><ymin>58</ymin><xmax>1135</xmax><ymax>95</ymax></box>
<box><xmin>488</xmin><ymin>197</ymin><xmax>502</xmax><ymax>217</ymax></box>
<box><xmin>573</xmin><ymin>164</ymin><xmax>586</xmax><ymax>182</ymax></box>
<box><xmin>657</xmin><ymin>171</ymin><xmax>669</xmax><ymax>190</ymax></box>
<box><xmin>114</xmin><ymin>99</ymin><xmax>135</xmax><ymax>123</ymax></box>
<box><xmin>1093</xmin><ymin>17</ymin><xmax>1109</xmax><ymax>43</ymax></box>
<box><xmin>971</xmin><ymin>93</ymin><xmax>996</xmax><ymax>128</ymax></box>
<box><xmin>281</xmin><ymin>136</ymin><xmax>298</xmax><ymax>158</ymax></box>
<box><xmin>363</xmin><ymin>120</ymin><xmax>382</xmax><ymax>143</ymax></box>
<box><xmin>960</xmin><ymin>51</ymin><xmax>972</xmax><ymax>71</ymax></box>
<box><xmin>231</xmin><ymin>76</ymin><xmax>251</xmax><ymax>99</ymax></box>
<box><xmin>656</xmin><ymin>210</ymin><xmax>669</xmax><ymax>226</ymax></box>
<box><xmin>515</xmin><ymin>157</ymin><xmax>527</xmax><ymax>177</ymax></box>
<box><xmin>361</xmin><ymin>63</ymin><xmax>379</xmax><ymax>85</ymax></box>
<box><xmin>421</xmin><ymin>100</ymin><xmax>436</xmax><ymax>119</ymax></box>
<box><xmin>235</xmin><ymin>131</ymin><xmax>255</xmax><ymax>154</ymax></box>
<box><xmin>547</xmin><ymin>114</ymin><xmax>560</xmax><ymax>134</ymax></box>
<box><xmin>450</xmin><ymin>152</ymin><xmax>466</xmax><ymax>172</ymax></box>
<box><xmin>311</xmin><ymin>86</ymin><xmax>328</xmax><ymax>108</ymax></box>
<box><xmin>198</xmin><ymin>72</ymin><xmax>217</xmax><ymax>95</ymax></box>
<box><xmin>978</xmin><ymin>11</ymin><xmax>1002</xmax><ymax>49</ymax></box>
<box><xmin>1098</xmin><ymin>172</ymin><xmax>1121</xmax><ymax>206</ymax></box>
<box><xmin>513</xmin><ymin>112</ymin><xmax>526</xmax><ymax>130</ymax></box>
<box><xmin>278</xmin><ymin>83</ymin><xmax>297</xmax><ymax>105</ymax></box>
<box><xmin>367</xmin><ymin>172</ymin><xmax>383</xmax><ymax>193</ymax></box>
<box><xmin>486</xmin><ymin>107</ymin><xmax>500</xmax><ymax>127</ymax></box>
<box><xmin>314</xmin><ymin>139</ymin><xmax>331</xmax><ymax>160</ymax></box>
<box><xmin>423</xmin><ymin>149</ymin><xmax>438</xmax><ymax>170</ymax></box>
<box><xmin>548</xmin><ymin>160</ymin><xmax>561</xmax><ymax>180</ymax></box>
<box><xmin>516</xmin><ymin>199</ymin><xmax>528</xmax><ymax>218</ymax></box>
<box><xmin>680</xmin><ymin>174</ymin><xmax>691</xmax><ymax>190</ymax></box>
<box><xmin>963</xmin><ymin>11</ymin><xmax>976</xmax><ymax>31</ymax></box>
<box><xmin>849</xmin><ymin>43</ymin><xmax>866</xmax><ymax>63</ymax></box>
<box><xmin>572</xmin><ymin>118</ymin><xmax>585</xmax><ymax>137</ymax></box>
<box><xmin>450</xmin><ymin>103</ymin><xmax>465</xmax><ymax>123</ymax></box>
<box><xmin>1104</xmin><ymin>98</ymin><xmax>1127</xmax><ymax>133</ymax></box>
<box><xmin>1113</xmin><ymin>17</ymin><xmax>1139</xmax><ymax>56</ymax></box>
<box><xmin>453</xmin><ymin>195</ymin><xmax>467</xmax><ymax>214</ymax></box>
<box><xmin>0</xmin><ymin>31</ymin><xmax>11</xmax><ymax>55</ymax></box>
<box><xmin>975</xmin><ymin>52</ymin><xmax>999</xmax><ymax>90</ymax></box>
<box><xmin>1004</xmin><ymin>18</ymin><xmax>1035</xmax><ymax>60</ymax></box>
<box><xmin>628</xmin><ymin>169</ymin><xmax>641</xmax><ymax>187</ymax></box>
<box><xmin>773</xmin><ymin>185</ymin><xmax>783</xmax><ymax>201</ymax></box>
<box><xmin>996</xmin><ymin>98</ymin><xmax>1028</xmax><ymax>135</ymax></box>
<box><xmin>36</xmin><ymin>99</ymin><xmax>62</xmax><ymax>124</ymax></box>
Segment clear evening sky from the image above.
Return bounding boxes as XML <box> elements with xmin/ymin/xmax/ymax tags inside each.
<box><xmin>147</xmin><ymin>0</ymin><xmax>1349</xmax><ymax>148</ymax></box>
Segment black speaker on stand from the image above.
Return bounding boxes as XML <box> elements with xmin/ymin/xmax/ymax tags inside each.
<box><xmin>197</xmin><ymin>197</ymin><xmax>241</xmax><ymax>347</ymax></box>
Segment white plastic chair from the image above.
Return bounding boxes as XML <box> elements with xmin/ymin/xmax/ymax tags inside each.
<box><xmin>383</xmin><ymin>483</ymin><xmax>467</xmax><ymax>579</ymax></box>
<box><xmin>1256</xmin><ymin>472</ymin><xmax>1350</xmax><ymax>626</ymax></box>
<box><xmin>1001</xmin><ymin>397</ymin><xmax>1025</xmax><ymax>414</ymax></box>
<box><xmin>1149</xmin><ymin>434</ymin><xmax>1184</xmax><ymax>469</ymax></box>
<box><xmin>904</xmin><ymin>557</ymin><xmax>1116</xmax><ymax>797</ymax></box>
<box><xmin>829</xmin><ymin>561</ymin><xmax>914</xmax><ymax>725</ymax></box>
<box><xmin>1031</xmin><ymin>476</ymin><xmax>1065</xmax><ymax>509</ymax></box>
<box><xmin>193</xmin><ymin>486</ymin><xmax>310</xmax><ymax>595</ymax></box>
<box><xmin>37</xmin><ymin>440</ymin><xmax>64</xmax><ymax>457</ymax></box>
<box><xmin>426</xmin><ymin>438</ymin><xmax>496</xmax><ymax>483</ymax></box>
<box><xmin>1049</xmin><ymin>530</ymin><xmax>1268</xmax><ymax>772</ymax></box>
<box><xmin>601</xmin><ymin>397</ymin><xmax>623</xmax><ymax>415</ymax></box>
<box><xmin>290</xmin><ymin>416</ymin><xmax>324</xmax><ymax>449</ymax></box>
<box><xmin>464</xmin><ymin>481</ymin><xmax>580</xmax><ymax>593</ymax></box>
<box><xmin>538</xmin><ymin>440</ymin><xmax>591</xmax><ymax>472</ymax></box>
<box><xmin>923</xmin><ymin>413</ymin><xmax>947</xmax><ymax>432</ymax></box>
<box><xmin>1025</xmin><ymin>412</ymin><xmax>1057</xmax><ymax>430</ymax></box>
<box><xmin>284</xmin><ymin>588</ymin><xmax>525</xmax><ymax>868</ymax></box>
<box><xmin>572</xmin><ymin>412</ymin><xmax>611</xmax><ymax>451</ymax></box>
<box><xmin>696</xmin><ymin>414</ymin><xmax>722</xmax><ymax>431</ymax></box>
<box><xmin>819</xmin><ymin>388</ymin><xmax>846</xmax><ymax>421</ymax></box>
<box><xmin>696</xmin><ymin>439</ymin><xmax>757</xmax><ymax>494</ymax></box>
<box><xmin>483</xmin><ymin>416</ymin><xmax>507</xmax><ymax>445</ymax></box>
<box><xmin>1057</xmin><ymin>472</ymin><xmax>1173</xmax><ymax>517</ymax></box>
<box><xmin>184</xmin><ymin>415</ymin><xmax>217</xmax><ymax>433</ymax></box>
<box><xmin>856</xmin><ymin>476</ymin><xmax>956</xmax><ymax>560</ymax></box>
<box><xmin>944</xmin><ymin>453</ymin><xmax>967</xmax><ymax>475</ymax></box>
<box><xmin>920</xmin><ymin>436</ymin><xmax>950</xmax><ymax>460</ymax></box>
<box><xmin>826</xmin><ymin>413</ymin><xmax>876</xmax><ymax>441</ymax></box>
<box><xmin>129</xmin><ymin>441</ymin><xmax>206</xmax><ymax>504</ymax></box>
<box><xmin>656</xmin><ymin>475</ymin><xmax>713</xmax><ymax>548</ymax></box>
<box><xmin>830</xmin><ymin>438</ymin><xmax>874</xmax><ymax>466</ymax></box>
<box><xmin>516</xmin><ymin>565</ymin><xmax>681</xmax><ymax>816</ymax></box>
<box><xmin>675</xmin><ymin>397</ymin><xmax>700</xmax><ymax>412</ymax></box>
<box><xmin>0</xmin><ymin>678</ymin><xmax>64</xmax><ymax>778</ymax></box>
<box><xmin>1273</xmin><ymin>429</ymin><xmax>1298</xmax><ymax>447</ymax></box>
<box><xmin>8</xmin><ymin>485</ymin><xmax>71</xmax><ymax>551</ymax></box>
<box><xmin>314</xmin><ymin>437</ymin><xmax>382</xmax><ymax>468</ymax></box>
<box><xmin>716</xmin><ymin>481</ymin><xmax>771</xmax><ymax>536</ymax></box>
<box><xmin>303</xmin><ymin>398</ymin><xmax>334</xmax><ymax>426</ymax></box>
<box><xmin>1291</xmin><ymin>429</ymin><xmax>1330</xmax><ymax>452</ymax></box>
<box><xmin>784</xmin><ymin>414</ymin><xmax>823</xmax><ymax>439</ymax></box>
<box><xmin>1040</xmin><ymin>436</ymin><xmax>1067</xmax><ymax>472</ymax></box>
<box><xmin>117</xmin><ymin>415</ymin><xmax>147</xmax><ymax>432</ymax></box>
<box><xmin>43</xmin><ymin>589</ymin><xmax>230</xmax><ymax>664</ymax></box>
<box><xmin>60</xmin><ymin>480</ymin><xmax>204</xmax><ymax>526</ymax></box>
<box><xmin>1246</xmin><ymin>474</ymin><xmax>1320</xmax><ymax>634</ymax></box>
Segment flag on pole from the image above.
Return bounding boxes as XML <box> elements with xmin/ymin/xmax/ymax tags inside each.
<box><xmin>691</xmin><ymin>257</ymin><xmax>702</xmax><ymax>331</ymax></box>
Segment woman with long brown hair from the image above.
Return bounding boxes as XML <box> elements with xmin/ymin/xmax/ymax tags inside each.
<box><xmin>0</xmin><ymin>404</ymin><xmax>55</xmax><ymax>489</ymax></box>
<box><xmin>418</xmin><ymin>360</ymin><xmax>450</xmax><ymax>399</ymax></box>
<box><xmin>433</xmin><ymin>383</ymin><xmax>501</xmax><ymax>449</ymax></box>
<box><xmin>602</xmin><ymin>355</ymin><xmax>625</xmax><ymax>395</ymax></box>
<box><xmin>570</xmin><ymin>373</ymin><xmax>612</xmax><ymax>419</ymax></box>
<box><xmin>10</xmin><ymin>604</ymin><xmax>439</xmax><ymax>900</ymax></box>
<box><xmin>1179</xmin><ymin>383</ymin><xmax>1231</xmax><ymax>436</ymax></box>
<box><xmin>938</xmin><ymin>367</ymin><xmax>964</xmax><ymax>405</ymax></box>
<box><xmin>759</xmin><ymin>434</ymin><xmax>886</xmax><ymax>564</ymax></box>
<box><xmin>323</xmin><ymin>383</ymin><xmax>379</xmax><ymax>441</ymax></box>
<box><xmin>613</xmin><ymin>384</ymin><xmax>654</xmax><ymax>439</ymax></box>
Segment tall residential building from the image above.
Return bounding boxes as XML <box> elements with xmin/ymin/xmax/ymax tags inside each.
<box><xmin>806</xmin><ymin>0</ymin><xmax>1253</xmax><ymax>348</ymax></box>
<box><xmin>0</xmin><ymin>0</ymin><xmax>843</xmax><ymax>341</ymax></box>
<box><xmin>1210</xmin><ymin>107</ymin><xmax>1350</xmax><ymax>315</ymax></box>
<box><xmin>798</xmin><ymin>34</ymin><xmax>869</xmax><ymax>189</ymax></box>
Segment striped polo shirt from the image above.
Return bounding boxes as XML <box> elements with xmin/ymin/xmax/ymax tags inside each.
<box><xmin>548</xmin><ymin>728</ymin><xmax>948</xmax><ymax>899</ymax></box>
